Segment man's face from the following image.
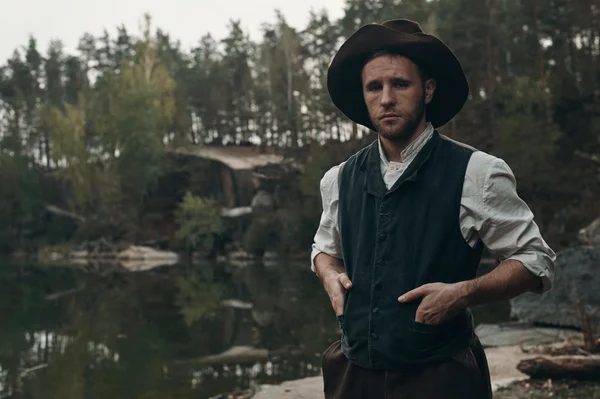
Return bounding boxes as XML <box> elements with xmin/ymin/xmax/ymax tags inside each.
<box><xmin>361</xmin><ymin>55</ymin><xmax>435</xmax><ymax>142</ymax></box>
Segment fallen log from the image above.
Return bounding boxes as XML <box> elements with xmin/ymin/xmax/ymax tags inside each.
<box><xmin>517</xmin><ymin>355</ymin><xmax>600</xmax><ymax>380</ymax></box>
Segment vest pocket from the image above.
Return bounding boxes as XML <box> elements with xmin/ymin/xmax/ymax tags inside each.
<box><xmin>410</xmin><ymin>319</ymin><xmax>456</xmax><ymax>334</ymax></box>
<box><xmin>406</xmin><ymin>313</ymin><xmax>471</xmax><ymax>354</ymax></box>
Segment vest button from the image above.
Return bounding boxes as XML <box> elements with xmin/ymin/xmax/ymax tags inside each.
<box><xmin>372</xmin><ymin>307</ymin><xmax>379</xmax><ymax>314</ymax></box>
<box><xmin>374</xmin><ymin>283</ymin><xmax>382</xmax><ymax>291</ymax></box>
<box><xmin>370</xmin><ymin>332</ymin><xmax>378</xmax><ymax>340</ymax></box>
<box><xmin>379</xmin><ymin>233</ymin><xmax>386</xmax><ymax>240</ymax></box>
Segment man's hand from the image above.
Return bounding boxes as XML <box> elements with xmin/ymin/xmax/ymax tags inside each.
<box><xmin>314</xmin><ymin>253</ymin><xmax>352</xmax><ymax>315</ymax></box>
<box><xmin>398</xmin><ymin>282</ymin><xmax>468</xmax><ymax>325</ymax></box>
<box><xmin>323</xmin><ymin>271</ymin><xmax>353</xmax><ymax>315</ymax></box>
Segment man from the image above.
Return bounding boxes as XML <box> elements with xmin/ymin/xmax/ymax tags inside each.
<box><xmin>312</xmin><ymin>19</ymin><xmax>556</xmax><ymax>399</ymax></box>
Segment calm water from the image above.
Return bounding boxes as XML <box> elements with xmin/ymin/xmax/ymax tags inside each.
<box><xmin>0</xmin><ymin>259</ymin><xmax>509</xmax><ymax>398</ymax></box>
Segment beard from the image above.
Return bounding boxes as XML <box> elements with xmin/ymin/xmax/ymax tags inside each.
<box><xmin>372</xmin><ymin>94</ymin><xmax>426</xmax><ymax>143</ymax></box>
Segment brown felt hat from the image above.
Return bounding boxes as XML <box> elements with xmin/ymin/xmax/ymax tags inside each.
<box><xmin>327</xmin><ymin>19</ymin><xmax>469</xmax><ymax>130</ymax></box>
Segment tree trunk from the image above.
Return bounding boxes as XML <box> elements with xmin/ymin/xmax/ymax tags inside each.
<box><xmin>517</xmin><ymin>356</ymin><xmax>600</xmax><ymax>380</ymax></box>
<box><xmin>532</xmin><ymin>0</ymin><xmax>552</xmax><ymax>126</ymax></box>
<box><xmin>44</xmin><ymin>130</ymin><xmax>52</xmax><ymax>169</ymax></box>
<box><xmin>485</xmin><ymin>0</ymin><xmax>497</xmax><ymax>149</ymax></box>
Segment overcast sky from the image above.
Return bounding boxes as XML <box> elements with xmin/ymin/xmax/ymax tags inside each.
<box><xmin>0</xmin><ymin>0</ymin><xmax>346</xmax><ymax>63</ymax></box>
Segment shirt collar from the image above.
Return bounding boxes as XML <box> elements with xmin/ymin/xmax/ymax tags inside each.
<box><xmin>378</xmin><ymin>122</ymin><xmax>435</xmax><ymax>165</ymax></box>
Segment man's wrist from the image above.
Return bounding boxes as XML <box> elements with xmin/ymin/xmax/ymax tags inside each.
<box><xmin>455</xmin><ymin>279</ymin><xmax>477</xmax><ymax>309</ymax></box>
<box><xmin>317</xmin><ymin>267</ymin><xmax>339</xmax><ymax>282</ymax></box>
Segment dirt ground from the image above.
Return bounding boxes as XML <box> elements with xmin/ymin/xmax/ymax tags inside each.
<box><xmin>494</xmin><ymin>379</ymin><xmax>600</xmax><ymax>399</ymax></box>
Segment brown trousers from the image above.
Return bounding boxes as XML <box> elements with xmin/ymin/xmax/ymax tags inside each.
<box><xmin>321</xmin><ymin>336</ymin><xmax>493</xmax><ymax>399</ymax></box>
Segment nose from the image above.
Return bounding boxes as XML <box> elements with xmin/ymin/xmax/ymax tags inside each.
<box><xmin>380</xmin><ymin>85</ymin><xmax>395</xmax><ymax>108</ymax></box>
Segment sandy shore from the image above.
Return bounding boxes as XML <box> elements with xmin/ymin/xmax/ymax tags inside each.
<box><xmin>252</xmin><ymin>345</ymin><xmax>533</xmax><ymax>399</ymax></box>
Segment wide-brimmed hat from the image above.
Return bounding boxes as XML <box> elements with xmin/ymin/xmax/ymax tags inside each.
<box><xmin>327</xmin><ymin>19</ymin><xmax>469</xmax><ymax>130</ymax></box>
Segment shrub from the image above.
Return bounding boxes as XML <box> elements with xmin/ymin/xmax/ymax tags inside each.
<box><xmin>175</xmin><ymin>193</ymin><xmax>224</xmax><ymax>254</ymax></box>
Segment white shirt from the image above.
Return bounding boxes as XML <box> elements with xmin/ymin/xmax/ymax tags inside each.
<box><xmin>311</xmin><ymin>123</ymin><xmax>556</xmax><ymax>293</ymax></box>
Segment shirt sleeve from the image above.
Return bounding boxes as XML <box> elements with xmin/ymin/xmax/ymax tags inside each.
<box><xmin>467</xmin><ymin>154</ymin><xmax>556</xmax><ymax>294</ymax></box>
<box><xmin>310</xmin><ymin>163</ymin><xmax>344</xmax><ymax>272</ymax></box>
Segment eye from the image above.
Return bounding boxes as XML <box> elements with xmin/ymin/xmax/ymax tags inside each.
<box><xmin>393</xmin><ymin>81</ymin><xmax>409</xmax><ymax>88</ymax></box>
<box><xmin>366</xmin><ymin>83</ymin><xmax>382</xmax><ymax>92</ymax></box>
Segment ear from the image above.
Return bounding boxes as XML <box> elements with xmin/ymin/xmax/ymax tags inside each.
<box><xmin>424</xmin><ymin>78</ymin><xmax>436</xmax><ymax>105</ymax></box>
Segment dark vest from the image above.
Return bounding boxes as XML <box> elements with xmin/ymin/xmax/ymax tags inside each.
<box><xmin>337</xmin><ymin>131</ymin><xmax>484</xmax><ymax>370</ymax></box>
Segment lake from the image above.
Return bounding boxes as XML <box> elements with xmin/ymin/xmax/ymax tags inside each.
<box><xmin>0</xmin><ymin>259</ymin><xmax>509</xmax><ymax>398</ymax></box>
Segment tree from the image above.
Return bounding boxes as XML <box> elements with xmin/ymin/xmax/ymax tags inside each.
<box><xmin>221</xmin><ymin>20</ymin><xmax>255</xmax><ymax>144</ymax></box>
<box><xmin>45</xmin><ymin>102</ymin><xmax>94</xmax><ymax>211</ymax></box>
<box><xmin>302</xmin><ymin>9</ymin><xmax>344</xmax><ymax>142</ymax></box>
<box><xmin>255</xmin><ymin>13</ymin><xmax>308</xmax><ymax>147</ymax></box>
<box><xmin>188</xmin><ymin>34</ymin><xmax>226</xmax><ymax>144</ymax></box>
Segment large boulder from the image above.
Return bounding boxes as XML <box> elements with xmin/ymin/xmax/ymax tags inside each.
<box><xmin>251</xmin><ymin>190</ymin><xmax>275</xmax><ymax>212</ymax></box>
<box><xmin>475</xmin><ymin>323</ymin><xmax>583</xmax><ymax>347</ymax></box>
<box><xmin>578</xmin><ymin>217</ymin><xmax>600</xmax><ymax>245</ymax></box>
<box><xmin>510</xmin><ymin>245</ymin><xmax>600</xmax><ymax>329</ymax></box>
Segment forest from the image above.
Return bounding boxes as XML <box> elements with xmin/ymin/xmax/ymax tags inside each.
<box><xmin>1</xmin><ymin>0</ymin><xmax>599</xmax><ymax>257</ymax></box>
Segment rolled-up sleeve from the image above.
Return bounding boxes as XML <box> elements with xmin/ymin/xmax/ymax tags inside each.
<box><xmin>476</xmin><ymin>156</ymin><xmax>556</xmax><ymax>293</ymax></box>
<box><xmin>310</xmin><ymin>164</ymin><xmax>344</xmax><ymax>272</ymax></box>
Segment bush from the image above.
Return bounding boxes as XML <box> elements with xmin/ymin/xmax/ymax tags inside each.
<box><xmin>175</xmin><ymin>193</ymin><xmax>224</xmax><ymax>255</ymax></box>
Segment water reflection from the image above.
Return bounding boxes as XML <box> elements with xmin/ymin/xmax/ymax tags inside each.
<box><xmin>0</xmin><ymin>260</ymin><xmax>510</xmax><ymax>398</ymax></box>
<box><xmin>0</xmin><ymin>260</ymin><xmax>340</xmax><ymax>398</ymax></box>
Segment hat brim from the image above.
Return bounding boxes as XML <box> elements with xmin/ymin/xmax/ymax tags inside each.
<box><xmin>327</xmin><ymin>24</ymin><xmax>469</xmax><ymax>130</ymax></box>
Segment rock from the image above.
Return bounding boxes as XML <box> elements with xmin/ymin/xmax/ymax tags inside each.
<box><xmin>70</xmin><ymin>250</ymin><xmax>89</xmax><ymax>259</ymax></box>
<box><xmin>510</xmin><ymin>245</ymin><xmax>600</xmax><ymax>329</ymax></box>
<box><xmin>475</xmin><ymin>323</ymin><xmax>583</xmax><ymax>347</ymax></box>
<box><xmin>579</xmin><ymin>217</ymin><xmax>600</xmax><ymax>245</ymax></box>
<box><xmin>222</xmin><ymin>299</ymin><xmax>254</xmax><ymax>309</ymax></box>
<box><xmin>221</xmin><ymin>206</ymin><xmax>253</xmax><ymax>218</ymax></box>
<box><xmin>252</xmin><ymin>377</ymin><xmax>324</xmax><ymax>399</ymax></box>
<box><xmin>252</xmin><ymin>309</ymin><xmax>274</xmax><ymax>327</ymax></box>
<box><xmin>229</xmin><ymin>249</ymin><xmax>253</xmax><ymax>260</ymax></box>
<box><xmin>227</xmin><ymin>249</ymin><xmax>255</xmax><ymax>268</ymax></box>
<box><xmin>251</xmin><ymin>190</ymin><xmax>275</xmax><ymax>212</ymax></box>
<box><xmin>191</xmin><ymin>346</ymin><xmax>269</xmax><ymax>365</ymax></box>
<box><xmin>119</xmin><ymin>259</ymin><xmax>177</xmax><ymax>272</ymax></box>
<box><xmin>117</xmin><ymin>245</ymin><xmax>179</xmax><ymax>261</ymax></box>
<box><xmin>252</xmin><ymin>160</ymin><xmax>302</xmax><ymax>191</ymax></box>
<box><xmin>116</xmin><ymin>246</ymin><xmax>179</xmax><ymax>271</ymax></box>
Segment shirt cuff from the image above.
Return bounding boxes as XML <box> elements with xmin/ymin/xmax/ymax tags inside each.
<box><xmin>310</xmin><ymin>244</ymin><xmax>343</xmax><ymax>274</ymax></box>
<box><xmin>310</xmin><ymin>244</ymin><xmax>321</xmax><ymax>273</ymax></box>
<box><xmin>507</xmin><ymin>251</ymin><xmax>555</xmax><ymax>294</ymax></box>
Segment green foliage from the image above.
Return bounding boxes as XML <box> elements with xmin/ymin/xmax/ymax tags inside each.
<box><xmin>45</xmin><ymin>103</ymin><xmax>94</xmax><ymax>210</ymax></box>
<box><xmin>93</xmin><ymin>19</ymin><xmax>175</xmax><ymax>199</ymax></box>
<box><xmin>0</xmin><ymin>3</ymin><xmax>600</xmax><ymax>251</ymax></box>
<box><xmin>495</xmin><ymin>77</ymin><xmax>562</xmax><ymax>192</ymax></box>
<box><xmin>0</xmin><ymin>155</ymin><xmax>44</xmax><ymax>253</ymax></box>
<box><xmin>175</xmin><ymin>272</ymin><xmax>225</xmax><ymax>325</ymax></box>
<box><xmin>175</xmin><ymin>193</ymin><xmax>224</xmax><ymax>254</ymax></box>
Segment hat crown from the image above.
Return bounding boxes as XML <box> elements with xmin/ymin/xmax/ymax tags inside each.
<box><xmin>381</xmin><ymin>19</ymin><xmax>424</xmax><ymax>34</ymax></box>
